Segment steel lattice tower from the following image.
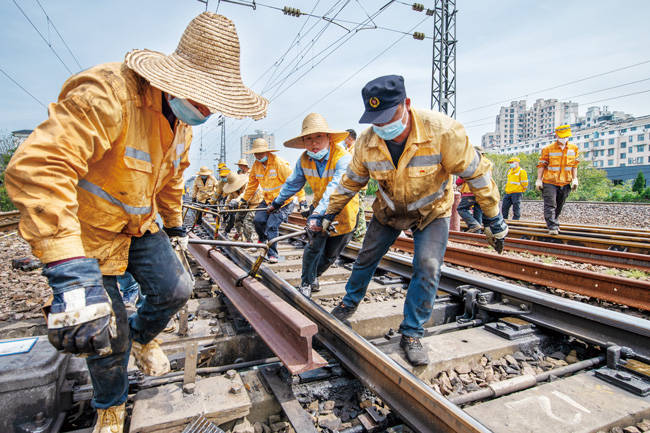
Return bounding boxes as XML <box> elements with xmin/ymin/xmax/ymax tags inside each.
<box><xmin>218</xmin><ymin>116</ymin><xmax>226</xmax><ymax>165</ymax></box>
<box><xmin>431</xmin><ymin>0</ymin><xmax>457</xmax><ymax>118</ymax></box>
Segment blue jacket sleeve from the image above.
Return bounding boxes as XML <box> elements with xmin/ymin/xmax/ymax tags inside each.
<box><xmin>314</xmin><ymin>153</ymin><xmax>351</xmax><ymax>215</ymax></box>
<box><xmin>275</xmin><ymin>159</ymin><xmax>306</xmax><ymax>205</ymax></box>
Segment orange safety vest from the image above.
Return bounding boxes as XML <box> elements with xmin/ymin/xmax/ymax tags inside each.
<box><xmin>300</xmin><ymin>144</ymin><xmax>359</xmax><ymax>236</ymax></box>
<box><xmin>538</xmin><ymin>141</ymin><xmax>579</xmax><ymax>187</ymax></box>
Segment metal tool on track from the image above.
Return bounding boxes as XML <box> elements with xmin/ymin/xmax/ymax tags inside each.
<box><xmin>182</xmin><ymin>415</ymin><xmax>224</xmax><ymax>433</ymax></box>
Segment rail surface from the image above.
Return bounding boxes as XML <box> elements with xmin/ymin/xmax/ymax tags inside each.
<box><xmin>0</xmin><ymin>210</ymin><xmax>20</xmax><ymax>232</ymax></box>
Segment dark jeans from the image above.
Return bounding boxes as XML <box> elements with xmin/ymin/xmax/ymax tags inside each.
<box><xmin>301</xmin><ymin>231</ymin><xmax>353</xmax><ymax>286</ymax></box>
<box><xmin>502</xmin><ymin>192</ymin><xmax>522</xmax><ymax>220</ymax></box>
<box><xmin>457</xmin><ymin>195</ymin><xmax>483</xmax><ymax>229</ymax></box>
<box><xmin>224</xmin><ymin>212</ymin><xmax>235</xmax><ymax>233</ymax></box>
<box><xmin>194</xmin><ymin>199</ymin><xmax>209</xmax><ymax>225</ymax></box>
<box><xmin>253</xmin><ymin>201</ymin><xmax>295</xmax><ymax>258</ymax></box>
<box><xmin>542</xmin><ymin>183</ymin><xmax>571</xmax><ymax>230</ymax></box>
<box><xmin>87</xmin><ymin>229</ymin><xmax>193</xmax><ymax>409</ymax></box>
<box><xmin>342</xmin><ymin>217</ymin><xmax>448</xmax><ymax>337</ymax></box>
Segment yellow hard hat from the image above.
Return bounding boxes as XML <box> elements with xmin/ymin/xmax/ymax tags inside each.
<box><xmin>218</xmin><ymin>162</ymin><xmax>227</xmax><ymax>168</ymax></box>
<box><xmin>219</xmin><ymin>168</ymin><xmax>230</xmax><ymax>177</ymax></box>
<box><xmin>506</xmin><ymin>156</ymin><xmax>520</xmax><ymax>163</ymax></box>
<box><xmin>555</xmin><ymin>124</ymin><xmax>572</xmax><ymax>138</ymax></box>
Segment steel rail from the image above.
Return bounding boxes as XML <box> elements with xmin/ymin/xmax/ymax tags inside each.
<box><xmin>505</xmin><ymin>219</ymin><xmax>650</xmax><ymax>237</ymax></box>
<box><xmin>186</xmin><ymin>234</ymin><xmax>327</xmax><ymax>374</ymax></box>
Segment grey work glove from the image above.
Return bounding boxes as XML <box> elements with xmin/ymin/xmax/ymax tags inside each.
<box><xmin>483</xmin><ymin>214</ymin><xmax>508</xmax><ymax>254</ymax></box>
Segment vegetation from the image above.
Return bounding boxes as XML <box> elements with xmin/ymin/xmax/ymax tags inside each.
<box><xmin>0</xmin><ymin>131</ymin><xmax>17</xmax><ymax>211</ymax></box>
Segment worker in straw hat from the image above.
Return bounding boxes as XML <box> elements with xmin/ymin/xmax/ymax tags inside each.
<box><xmin>502</xmin><ymin>156</ymin><xmax>528</xmax><ymax>220</ymax></box>
<box><xmin>271</xmin><ymin>113</ymin><xmax>359</xmax><ymax>297</ymax></box>
<box><xmin>536</xmin><ymin>125</ymin><xmax>580</xmax><ymax>235</ymax></box>
<box><xmin>191</xmin><ymin>166</ymin><xmax>217</xmax><ymax>225</ymax></box>
<box><xmin>239</xmin><ymin>138</ymin><xmax>305</xmax><ymax>263</ymax></box>
<box><xmin>236</xmin><ymin>158</ymin><xmax>250</xmax><ymax>174</ymax></box>
<box><xmin>220</xmin><ymin>171</ymin><xmax>254</xmax><ymax>239</ymax></box>
<box><xmin>5</xmin><ymin>12</ymin><xmax>267</xmax><ymax>433</ymax></box>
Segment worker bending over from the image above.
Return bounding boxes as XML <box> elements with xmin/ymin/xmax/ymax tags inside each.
<box><xmin>321</xmin><ymin>75</ymin><xmax>506</xmax><ymax>366</ymax></box>
<box><xmin>271</xmin><ymin>113</ymin><xmax>359</xmax><ymax>297</ymax></box>
<box><xmin>191</xmin><ymin>166</ymin><xmax>217</xmax><ymax>225</ymax></box>
<box><xmin>535</xmin><ymin>125</ymin><xmax>579</xmax><ymax>235</ymax></box>
<box><xmin>5</xmin><ymin>13</ymin><xmax>267</xmax><ymax>433</ymax></box>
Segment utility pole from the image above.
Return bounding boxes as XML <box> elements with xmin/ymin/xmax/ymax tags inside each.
<box><xmin>431</xmin><ymin>0</ymin><xmax>457</xmax><ymax>118</ymax></box>
<box><xmin>218</xmin><ymin>116</ymin><xmax>226</xmax><ymax>165</ymax></box>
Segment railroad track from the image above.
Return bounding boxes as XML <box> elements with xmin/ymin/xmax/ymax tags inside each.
<box><xmin>180</xmin><ymin>213</ymin><xmax>650</xmax><ymax>433</ymax></box>
<box><xmin>0</xmin><ymin>210</ymin><xmax>19</xmax><ymax>233</ymax></box>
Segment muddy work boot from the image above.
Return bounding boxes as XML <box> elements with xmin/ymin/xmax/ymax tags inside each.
<box><xmin>131</xmin><ymin>338</ymin><xmax>170</xmax><ymax>376</ymax></box>
<box><xmin>548</xmin><ymin>228</ymin><xmax>559</xmax><ymax>236</ymax></box>
<box><xmin>400</xmin><ymin>335</ymin><xmax>429</xmax><ymax>366</ymax></box>
<box><xmin>92</xmin><ymin>403</ymin><xmax>126</xmax><ymax>433</ymax></box>
<box><xmin>331</xmin><ymin>302</ymin><xmax>357</xmax><ymax>322</ymax></box>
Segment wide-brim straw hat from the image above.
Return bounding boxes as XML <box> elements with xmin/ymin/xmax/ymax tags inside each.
<box><xmin>236</xmin><ymin>158</ymin><xmax>249</xmax><ymax>167</ymax></box>
<box><xmin>125</xmin><ymin>12</ymin><xmax>268</xmax><ymax>120</ymax></box>
<box><xmin>197</xmin><ymin>166</ymin><xmax>213</xmax><ymax>176</ymax></box>
<box><xmin>284</xmin><ymin>113</ymin><xmax>349</xmax><ymax>149</ymax></box>
<box><xmin>223</xmin><ymin>172</ymin><xmax>248</xmax><ymax>194</ymax></box>
<box><xmin>244</xmin><ymin>138</ymin><xmax>278</xmax><ymax>154</ymax></box>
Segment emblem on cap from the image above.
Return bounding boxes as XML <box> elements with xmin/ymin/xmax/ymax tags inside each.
<box><xmin>369</xmin><ymin>97</ymin><xmax>380</xmax><ymax>108</ymax></box>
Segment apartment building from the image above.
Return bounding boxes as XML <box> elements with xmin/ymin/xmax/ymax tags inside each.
<box><xmin>240</xmin><ymin>130</ymin><xmax>275</xmax><ymax>166</ymax></box>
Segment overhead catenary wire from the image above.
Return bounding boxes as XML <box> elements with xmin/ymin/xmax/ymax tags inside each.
<box><xmin>34</xmin><ymin>0</ymin><xmax>83</xmax><ymax>70</ymax></box>
<box><xmin>11</xmin><ymin>0</ymin><xmax>74</xmax><ymax>74</ymax></box>
<box><xmin>0</xmin><ymin>67</ymin><xmax>47</xmax><ymax>109</ymax></box>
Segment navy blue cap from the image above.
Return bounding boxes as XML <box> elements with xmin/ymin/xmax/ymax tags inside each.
<box><xmin>359</xmin><ymin>75</ymin><xmax>406</xmax><ymax>124</ymax></box>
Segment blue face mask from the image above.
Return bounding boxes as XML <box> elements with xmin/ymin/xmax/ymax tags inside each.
<box><xmin>167</xmin><ymin>96</ymin><xmax>211</xmax><ymax>126</ymax></box>
<box><xmin>372</xmin><ymin>107</ymin><xmax>407</xmax><ymax>141</ymax></box>
<box><xmin>509</xmin><ymin>163</ymin><xmax>517</xmax><ymax>169</ymax></box>
<box><xmin>256</xmin><ymin>156</ymin><xmax>268</xmax><ymax>163</ymax></box>
<box><xmin>221</xmin><ymin>177</ymin><xmax>228</xmax><ymax>182</ymax></box>
<box><xmin>307</xmin><ymin>147</ymin><xmax>329</xmax><ymax>161</ymax></box>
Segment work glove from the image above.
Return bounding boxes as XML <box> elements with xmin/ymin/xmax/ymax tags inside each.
<box><xmin>307</xmin><ymin>213</ymin><xmax>337</xmax><ymax>234</ymax></box>
<box><xmin>164</xmin><ymin>226</ymin><xmax>188</xmax><ymax>250</ymax></box>
<box><xmin>571</xmin><ymin>177</ymin><xmax>579</xmax><ymax>191</ymax></box>
<box><xmin>229</xmin><ymin>199</ymin><xmax>240</xmax><ymax>209</ymax></box>
<box><xmin>483</xmin><ymin>214</ymin><xmax>508</xmax><ymax>254</ymax></box>
<box><xmin>238</xmin><ymin>199</ymin><xmax>248</xmax><ymax>209</ymax></box>
<box><xmin>535</xmin><ymin>179</ymin><xmax>543</xmax><ymax>192</ymax></box>
<box><xmin>266</xmin><ymin>199</ymin><xmax>282</xmax><ymax>214</ymax></box>
<box><xmin>299</xmin><ymin>201</ymin><xmax>311</xmax><ymax>218</ymax></box>
<box><xmin>42</xmin><ymin>258</ymin><xmax>116</xmax><ymax>357</ymax></box>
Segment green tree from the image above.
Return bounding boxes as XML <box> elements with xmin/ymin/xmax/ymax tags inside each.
<box><xmin>632</xmin><ymin>171</ymin><xmax>646</xmax><ymax>194</ymax></box>
<box><xmin>0</xmin><ymin>131</ymin><xmax>18</xmax><ymax>211</ymax></box>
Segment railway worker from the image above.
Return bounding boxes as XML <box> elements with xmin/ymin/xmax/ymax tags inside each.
<box><xmin>535</xmin><ymin>125</ymin><xmax>580</xmax><ymax>235</ymax></box>
<box><xmin>4</xmin><ymin>12</ymin><xmax>267</xmax><ymax>433</ymax></box>
<box><xmin>236</xmin><ymin>158</ymin><xmax>250</xmax><ymax>175</ymax></box>
<box><xmin>270</xmin><ymin>113</ymin><xmax>359</xmax><ymax>297</ymax></box>
<box><xmin>191</xmin><ymin>166</ymin><xmax>218</xmax><ymax>225</ymax></box>
<box><xmin>321</xmin><ymin>75</ymin><xmax>506</xmax><ymax>366</ymax></box>
<box><xmin>342</xmin><ymin>128</ymin><xmax>368</xmax><ymax>242</ymax></box>
<box><xmin>502</xmin><ymin>156</ymin><xmax>528</xmax><ymax>220</ymax></box>
<box><xmin>221</xmin><ymin>171</ymin><xmax>248</xmax><ymax>235</ymax></box>
<box><xmin>211</xmin><ymin>166</ymin><xmax>231</xmax><ymax>205</ymax></box>
<box><xmin>239</xmin><ymin>138</ymin><xmax>305</xmax><ymax>263</ymax></box>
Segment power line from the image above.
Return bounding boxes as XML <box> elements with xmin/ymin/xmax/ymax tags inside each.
<box><xmin>12</xmin><ymin>0</ymin><xmax>74</xmax><ymax>74</ymax></box>
<box><xmin>34</xmin><ymin>0</ymin><xmax>83</xmax><ymax>70</ymax></box>
<box><xmin>460</xmin><ymin>59</ymin><xmax>650</xmax><ymax>114</ymax></box>
<box><xmin>0</xmin><ymin>67</ymin><xmax>47</xmax><ymax>109</ymax></box>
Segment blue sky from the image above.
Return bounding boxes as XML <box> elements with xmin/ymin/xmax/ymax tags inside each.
<box><xmin>2</xmin><ymin>0</ymin><xmax>649</xmax><ymax>178</ymax></box>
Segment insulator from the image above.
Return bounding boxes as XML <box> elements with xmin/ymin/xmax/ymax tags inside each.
<box><xmin>412</xmin><ymin>3</ymin><xmax>425</xmax><ymax>12</ymax></box>
<box><xmin>425</xmin><ymin>8</ymin><xmax>434</xmax><ymax>16</ymax></box>
<box><xmin>413</xmin><ymin>32</ymin><xmax>425</xmax><ymax>40</ymax></box>
<box><xmin>282</xmin><ymin>6</ymin><xmax>301</xmax><ymax>17</ymax></box>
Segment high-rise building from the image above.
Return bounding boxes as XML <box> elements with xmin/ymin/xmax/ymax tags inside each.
<box><xmin>240</xmin><ymin>130</ymin><xmax>275</xmax><ymax>167</ymax></box>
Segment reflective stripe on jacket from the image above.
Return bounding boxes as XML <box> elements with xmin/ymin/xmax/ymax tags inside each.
<box><xmin>192</xmin><ymin>175</ymin><xmax>217</xmax><ymax>202</ymax></box>
<box><xmin>505</xmin><ymin>167</ymin><xmax>528</xmax><ymax>194</ymax></box>
<box><xmin>5</xmin><ymin>62</ymin><xmax>192</xmax><ymax>274</ymax></box>
<box><xmin>326</xmin><ymin>107</ymin><xmax>500</xmax><ymax>230</ymax></box>
<box><xmin>300</xmin><ymin>144</ymin><xmax>359</xmax><ymax>236</ymax></box>
<box><xmin>242</xmin><ymin>153</ymin><xmax>304</xmax><ymax>205</ymax></box>
<box><xmin>537</xmin><ymin>142</ymin><xmax>579</xmax><ymax>186</ymax></box>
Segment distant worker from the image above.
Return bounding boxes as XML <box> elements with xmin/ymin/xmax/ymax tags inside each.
<box><xmin>4</xmin><ymin>12</ymin><xmax>267</xmax><ymax>433</ymax></box>
<box><xmin>456</xmin><ymin>177</ymin><xmax>483</xmax><ymax>232</ymax></box>
<box><xmin>502</xmin><ymin>156</ymin><xmax>528</xmax><ymax>220</ymax></box>
<box><xmin>236</xmin><ymin>158</ymin><xmax>250</xmax><ymax>174</ymax></box>
<box><xmin>322</xmin><ymin>75</ymin><xmax>506</xmax><ymax>366</ymax></box>
<box><xmin>272</xmin><ymin>113</ymin><xmax>359</xmax><ymax>297</ymax></box>
<box><xmin>191</xmin><ymin>166</ymin><xmax>217</xmax><ymax>225</ymax></box>
<box><xmin>535</xmin><ymin>125</ymin><xmax>579</xmax><ymax>235</ymax></box>
<box><xmin>343</xmin><ymin>128</ymin><xmax>367</xmax><ymax>241</ymax></box>
<box><xmin>221</xmin><ymin>171</ymin><xmax>248</xmax><ymax>235</ymax></box>
<box><xmin>240</xmin><ymin>138</ymin><xmax>305</xmax><ymax>263</ymax></box>
<box><xmin>212</xmin><ymin>166</ymin><xmax>231</xmax><ymax>205</ymax></box>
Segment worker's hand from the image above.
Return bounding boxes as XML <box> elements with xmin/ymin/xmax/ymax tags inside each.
<box><xmin>571</xmin><ymin>177</ymin><xmax>579</xmax><ymax>191</ymax></box>
<box><xmin>42</xmin><ymin>258</ymin><xmax>116</xmax><ymax>357</ymax></box>
<box><xmin>266</xmin><ymin>199</ymin><xmax>282</xmax><ymax>214</ymax></box>
<box><xmin>306</xmin><ymin>215</ymin><xmax>323</xmax><ymax>233</ymax></box>
<box><xmin>192</xmin><ymin>197</ymin><xmax>198</xmax><ymax>203</ymax></box>
<box><xmin>164</xmin><ymin>226</ymin><xmax>189</xmax><ymax>250</ymax></box>
<box><xmin>299</xmin><ymin>201</ymin><xmax>311</xmax><ymax>218</ymax></box>
<box><xmin>483</xmin><ymin>214</ymin><xmax>508</xmax><ymax>254</ymax></box>
<box><xmin>238</xmin><ymin>199</ymin><xmax>248</xmax><ymax>209</ymax></box>
<box><xmin>535</xmin><ymin>179</ymin><xmax>543</xmax><ymax>192</ymax></box>
<box><xmin>229</xmin><ymin>199</ymin><xmax>239</xmax><ymax>209</ymax></box>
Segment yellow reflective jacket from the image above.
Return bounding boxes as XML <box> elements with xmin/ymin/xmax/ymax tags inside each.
<box><xmin>326</xmin><ymin>107</ymin><xmax>500</xmax><ymax>230</ymax></box>
<box><xmin>242</xmin><ymin>153</ymin><xmax>305</xmax><ymax>205</ymax></box>
<box><xmin>192</xmin><ymin>175</ymin><xmax>218</xmax><ymax>202</ymax></box>
<box><xmin>505</xmin><ymin>167</ymin><xmax>528</xmax><ymax>194</ymax></box>
<box><xmin>301</xmin><ymin>143</ymin><xmax>359</xmax><ymax>236</ymax></box>
<box><xmin>5</xmin><ymin>62</ymin><xmax>192</xmax><ymax>275</ymax></box>
<box><xmin>537</xmin><ymin>141</ymin><xmax>579</xmax><ymax>186</ymax></box>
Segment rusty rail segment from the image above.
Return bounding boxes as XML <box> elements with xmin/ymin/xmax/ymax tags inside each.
<box><xmin>186</xmin><ymin>234</ymin><xmax>327</xmax><ymax>374</ymax></box>
<box><xmin>391</xmin><ymin>237</ymin><xmax>650</xmax><ymax>311</ymax></box>
<box><xmin>0</xmin><ymin>210</ymin><xmax>20</xmax><ymax>232</ymax></box>
<box><xmin>506</xmin><ymin>219</ymin><xmax>650</xmax><ymax>237</ymax></box>
<box><xmin>448</xmin><ymin>231</ymin><xmax>650</xmax><ymax>272</ymax></box>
